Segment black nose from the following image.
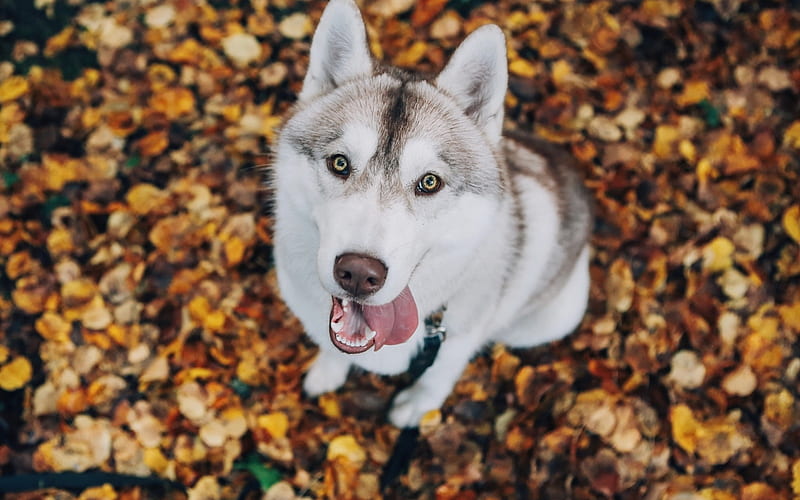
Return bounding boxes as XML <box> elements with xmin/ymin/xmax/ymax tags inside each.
<box><xmin>334</xmin><ymin>253</ymin><xmax>387</xmax><ymax>297</ymax></box>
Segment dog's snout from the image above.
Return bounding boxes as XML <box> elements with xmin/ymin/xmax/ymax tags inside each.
<box><xmin>334</xmin><ymin>253</ymin><xmax>387</xmax><ymax>297</ymax></box>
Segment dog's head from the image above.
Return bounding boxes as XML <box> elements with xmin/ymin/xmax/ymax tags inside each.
<box><xmin>275</xmin><ymin>0</ymin><xmax>508</xmax><ymax>354</ymax></box>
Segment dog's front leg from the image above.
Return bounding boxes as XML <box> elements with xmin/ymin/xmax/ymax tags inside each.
<box><xmin>388</xmin><ymin>333</ymin><xmax>485</xmax><ymax>428</ymax></box>
<box><xmin>303</xmin><ymin>349</ymin><xmax>351</xmax><ymax>397</ymax></box>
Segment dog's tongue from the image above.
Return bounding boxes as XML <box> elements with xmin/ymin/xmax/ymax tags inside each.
<box><xmin>362</xmin><ymin>286</ymin><xmax>418</xmax><ymax>350</ymax></box>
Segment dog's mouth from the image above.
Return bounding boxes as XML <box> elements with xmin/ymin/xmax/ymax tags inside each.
<box><xmin>328</xmin><ymin>286</ymin><xmax>419</xmax><ymax>354</ymax></box>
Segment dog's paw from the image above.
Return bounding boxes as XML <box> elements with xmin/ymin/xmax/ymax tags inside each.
<box><xmin>302</xmin><ymin>355</ymin><xmax>349</xmax><ymax>397</ymax></box>
<box><xmin>389</xmin><ymin>385</ymin><xmax>435</xmax><ymax>428</ymax></box>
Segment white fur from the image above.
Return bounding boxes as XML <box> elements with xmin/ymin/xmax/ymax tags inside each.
<box><xmin>436</xmin><ymin>25</ymin><xmax>508</xmax><ymax>143</ymax></box>
<box><xmin>299</xmin><ymin>0</ymin><xmax>373</xmax><ymax>102</ymax></box>
<box><xmin>272</xmin><ymin>0</ymin><xmax>591</xmax><ymax>427</ymax></box>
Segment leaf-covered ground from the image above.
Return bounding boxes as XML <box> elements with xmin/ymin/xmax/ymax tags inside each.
<box><xmin>1</xmin><ymin>0</ymin><xmax>799</xmax><ymax>498</ymax></box>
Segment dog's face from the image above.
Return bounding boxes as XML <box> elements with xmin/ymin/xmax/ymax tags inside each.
<box><xmin>274</xmin><ymin>0</ymin><xmax>508</xmax><ymax>354</ymax></box>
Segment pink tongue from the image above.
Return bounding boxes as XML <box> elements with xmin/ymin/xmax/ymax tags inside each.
<box><xmin>363</xmin><ymin>286</ymin><xmax>418</xmax><ymax>350</ymax></box>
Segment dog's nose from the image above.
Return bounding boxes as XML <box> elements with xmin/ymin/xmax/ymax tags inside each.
<box><xmin>334</xmin><ymin>253</ymin><xmax>387</xmax><ymax>297</ymax></box>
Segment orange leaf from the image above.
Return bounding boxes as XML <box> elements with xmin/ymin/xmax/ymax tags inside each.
<box><xmin>107</xmin><ymin>110</ymin><xmax>137</xmax><ymax>137</ymax></box>
<box><xmin>138</xmin><ymin>130</ymin><xmax>169</xmax><ymax>157</ymax></box>
<box><xmin>148</xmin><ymin>87</ymin><xmax>195</xmax><ymax>120</ymax></box>
<box><xmin>411</xmin><ymin>0</ymin><xmax>449</xmax><ymax>27</ymax></box>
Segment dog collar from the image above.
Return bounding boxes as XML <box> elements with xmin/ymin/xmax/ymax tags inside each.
<box><xmin>406</xmin><ymin>307</ymin><xmax>446</xmax><ymax>380</ymax></box>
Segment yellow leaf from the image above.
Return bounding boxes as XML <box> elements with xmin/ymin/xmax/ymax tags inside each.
<box><xmin>35</xmin><ymin>312</ymin><xmax>71</xmax><ymax>343</ymax></box>
<box><xmin>696</xmin><ymin>158</ymin><xmax>718</xmax><ymax>184</ymax></box>
<box><xmin>551</xmin><ymin>59</ymin><xmax>573</xmax><ymax>86</ymax></box>
<box><xmin>778</xmin><ymin>302</ymin><xmax>800</xmax><ymax>333</ymax></box>
<box><xmin>144</xmin><ymin>447</ymin><xmax>169</xmax><ymax>474</ymax></box>
<box><xmin>318</xmin><ymin>393</ymin><xmax>341</xmax><ymax>419</ymax></box>
<box><xmin>419</xmin><ymin>409</ymin><xmax>442</xmax><ymax>436</ymax></box>
<box><xmin>78</xmin><ymin>483</ymin><xmax>117</xmax><ymax>500</ymax></box>
<box><xmin>0</xmin><ymin>345</ymin><xmax>8</xmax><ymax>364</ymax></box>
<box><xmin>702</xmin><ymin>237</ymin><xmax>735</xmax><ymax>272</ymax></box>
<box><xmin>149</xmin><ymin>87</ymin><xmax>195</xmax><ymax>120</ymax></box>
<box><xmin>783</xmin><ymin>120</ymin><xmax>800</xmax><ymax>149</ymax></box>
<box><xmin>783</xmin><ymin>204</ymin><xmax>800</xmax><ymax>244</ymax></box>
<box><xmin>126</xmin><ymin>183</ymin><xmax>169</xmax><ymax>215</ymax></box>
<box><xmin>258</xmin><ymin>412</ymin><xmax>289</xmax><ymax>439</ymax></box>
<box><xmin>653</xmin><ymin>125</ymin><xmax>680</xmax><ymax>159</ymax></box>
<box><xmin>792</xmin><ymin>458</ymin><xmax>800</xmax><ymax>495</ymax></box>
<box><xmin>670</xmin><ymin>404</ymin><xmax>698</xmax><ymax>454</ymax></box>
<box><xmin>81</xmin><ymin>107</ymin><xmax>102</xmax><ymax>130</ymax></box>
<box><xmin>47</xmin><ymin>227</ymin><xmax>75</xmax><ymax>257</ymax></box>
<box><xmin>0</xmin><ymin>76</ymin><xmax>30</xmax><ymax>103</ymax></box>
<box><xmin>698</xmin><ymin>489</ymin><xmax>736</xmax><ymax>500</ymax></box>
<box><xmin>0</xmin><ymin>356</ymin><xmax>33</xmax><ymax>391</ymax></box>
<box><xmin>224</xmin><ymin>237</ymin><xmax>245</xmax><ymax>266</ymax></box>
<box><xmin>764</xmin><ymin>389</ymin><xmax>795</xmax><ymax>429</ymax></box>
<box><xmin>394</xmin><ymin>41</ymin><xmax>427</xmax><ymax>67</ymax></box>
<box><xmin>203</xmin><ymin>310</ymin><xmax>226</xmax><ymax>332</ymax></box>
<box><xmin>176</xmin><ymin>367</ymin><xmax>215</xmax><ymax>383</ymax></box>
<box><xmin>45</xmin><ymin>26</ymin><xmax>75</xmax><ymax>57</ymax></box>
<box><xmin>147</xmin><ymin>64</ymin><xmax>176</xmax><ymax>91</ymax></box>
<box><xmin>679</xmin><ymin>139</ymin><xmax>696</xmax><ymax>163</ymax></box>
<box><xmin>188</xmin><ymin>295</ymin><xmax>212</xmax><ymax>319</ymax></box>
<box><xmin>676</xmin><ymin>80</ymin><xmax>710</xmax><ymax>107</ymax></box>
<box><xmin>327</xmin><ymin>435</ymin><xmax>366</xmax><ymax>466</ymax></box>
<box><xmin>167</xmin><ymin>39</ymin><xmax>203</xmax><ymax>65</ymax></box>
<box><xmin>62</xmin><ymin>278</ymin><xmax>98</xmax><ymax>310</ymax></box>
<box><xmin>509</xmin><ymin>58</ymin><xmax>537</xmax><ymax>79</ymax></box>
<box><xmin>236</xmin><ymin>354</ymin><xmax>261</xmax><ymax>385</ymax></box>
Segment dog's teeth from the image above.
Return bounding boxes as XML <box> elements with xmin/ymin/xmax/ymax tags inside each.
<box><xmin>364</xmin><ymin>327</ymin><xmax>377</xmax><ymax>341</ymax></box>
<box><xmin>330</xmin><ymin>320</ymin><xmax>343</xmax><ymax>333</ymax></box>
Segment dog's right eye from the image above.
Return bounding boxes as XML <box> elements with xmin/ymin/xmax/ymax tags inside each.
<box><xmin>326</xmin><ymin>154</ymin><xmax>351</xmax><ymax>177</ymax></box>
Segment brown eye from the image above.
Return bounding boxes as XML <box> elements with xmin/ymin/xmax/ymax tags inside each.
<box><xmin>327</xmin><ymin>154</ymin><xmax>350</xmax><ymax>177</ymax></box>
<box><xmin>416</xmin><ymin>173</ymin><xmax>443</xmax><ymax>195</ymax></box>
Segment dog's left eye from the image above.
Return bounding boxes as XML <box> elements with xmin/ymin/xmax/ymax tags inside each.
<box><xmin>416</xmin><ymin>173</ymin><xmax>443</xmax><ymax>195</ymax></box>
<box><xmin>327</xmin><ymin>154</ymin><xmax>351</xmax><ymax>177</ymax></box>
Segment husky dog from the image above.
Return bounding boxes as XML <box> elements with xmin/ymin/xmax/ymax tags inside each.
<box><xmin>272</xmin><ymin>0</ymin><xmax>592</xmax><ymax>428</ymax></box>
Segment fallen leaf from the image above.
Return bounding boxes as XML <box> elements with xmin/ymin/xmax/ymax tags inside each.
<box><xmin>0</xmin><ymin>76</ymin><xmax>30</xmax><ymax>103</ymax></box>
<box><xmin>782</xmin><ymin>205</ymin><xmax>800</xmax><ymax>244</ymax></box>
<box><xmin>222</xmin><ymin>33</ymin><xmax>263</xmax><ymax>67</ymax></box>
<box><xmin>277</xmin><ymin>13</ymin><xmax>312</xmax><ymax>40</ymax></box>
<box><xmin>606</xmin><ymin>258</ymin><xmax>634</xmax><ymax>312</ymax></box>
<box><xmin>187</xmin><ymin>476</ymin><xmax>220</xmax><ymax>500</ymax></box>
<box><xmin>258</xmin><ymin>412</ymin><xmax>289</xmax><ymax>440</ymax></box>
<box><xmin>149</xmin><ymin>88</ymin><xmax>196</xmax><ymax>120</ymax></box>
<box><xmin>327</xmin><ymin>434</ymin><xmax>366</xmax><ymax>466</ymax></box>
<box><xmin>721</xmin><ymin>364</ymin><xmax>757</xmax><ymax>397</ymax></box>
<box><xmin>0</xmin><ymin>356</ymin><xmax>32</xmax><ymax>391</ymax></box>
<box><xmin>411</xmin><ymin>0</ymin><xmax>448</xmax><ymax>27</ymax></box>
<box><xmin>702</xmin><ymin>237</ymin><xmax>735</xmax><ymax>272</ymax></box>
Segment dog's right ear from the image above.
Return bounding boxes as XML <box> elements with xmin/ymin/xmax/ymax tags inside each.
<box><xmin>299</xmin><ymin>0</ymin><xmax>373</xmax><ymax>102</ymax></box>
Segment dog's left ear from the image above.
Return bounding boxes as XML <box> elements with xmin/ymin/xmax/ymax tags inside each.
<box><xmin>436</xmin><ymin>25</ymin><xmax>508</xmax><ymax>143</ymax></box>
<box><xmin>299</xmin><ymin>0</ymin><xmax>373</xmax><ymax>102</ymax></box>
